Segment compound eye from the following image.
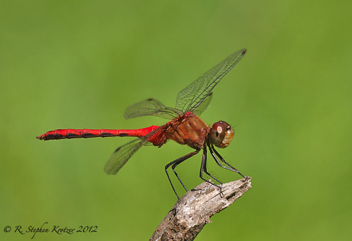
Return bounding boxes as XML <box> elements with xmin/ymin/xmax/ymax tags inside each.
<box><xmin>209</xmin><ymin>123</ymin><xmax>225</xmax><ymax>146</ymax></box>
<box><xmin>209</xmin><ymin>121</ymin><xmax>234</xmax><ymax>148</ymax></box>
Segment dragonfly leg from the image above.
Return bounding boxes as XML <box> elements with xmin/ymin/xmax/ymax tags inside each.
<box><xmin>200</xmin><ymin>145</ymin><xmax>223</xmax><ymax>196</ymax></box>
<box><xmin>208</xmin><ymin>142</ymin><xmax>245</xmax><ymax>178</ymax></box>
<box><xmin>165</xmin><ymin>149</ymin><xmax>200</xmax><ymax>199</ymax></box>
<box><xmin>200</xmin><ymin>145</ymin><xmax>222</xmax><ymax>184</ymax></box>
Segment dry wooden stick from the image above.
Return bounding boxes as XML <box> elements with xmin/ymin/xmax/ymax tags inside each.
<box><xmin>150</xmin><ymin>176</ymin><xmax>252</xmax><ymax>241</ymax></box>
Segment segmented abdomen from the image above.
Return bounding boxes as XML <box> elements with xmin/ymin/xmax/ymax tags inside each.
<box><xmin>36</xmin><ymin>126</ymin><xmax>160</xmax><ymax>140</ymax></box>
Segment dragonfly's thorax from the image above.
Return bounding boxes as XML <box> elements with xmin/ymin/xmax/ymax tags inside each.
<box><xmin>165</xmin><ymin>112</ymin><xmax>209</xmax><ymax>149</ymax></box>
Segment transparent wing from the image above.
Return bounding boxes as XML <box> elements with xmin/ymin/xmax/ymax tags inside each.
<box><xmin>192</xmin><ymin>92</ymin><xmax>212</xmax><ymax>116</ymax></box>
<box><xmin>104</xmin><ymin>138</ymin><xmax>146</xmax><ymax>175</ymax></box>
<box><xmin>175</xmin><ymin>49</ymin><xmax>247</xmax><ymax>113</ymax></box>
<box><xmin>124</xmin><ymin>98</ymin><xmax>182</xmax><ymax>120</ymax></box>
<box><xmin>104</xmin><ymin>126</ymin><xmax>165</xmax><ymax>175</ymax></box>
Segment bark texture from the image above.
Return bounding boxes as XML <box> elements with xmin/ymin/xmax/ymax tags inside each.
<box><xmin>150</xmin><ymin>176</ymin><xmax>252</xmax><ymax>241</ymax></box>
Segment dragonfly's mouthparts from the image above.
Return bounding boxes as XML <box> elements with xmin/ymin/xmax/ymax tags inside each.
<box><xmin>221</xmin><ymin>128</ymin><xmax>234</xmax><ymax>148</ymax></box>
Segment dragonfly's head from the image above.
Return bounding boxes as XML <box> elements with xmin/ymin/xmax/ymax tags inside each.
<box><xmin>209</xmin><ymin>121</ymin><xmax>234</xmax><ymax>148</ymax></box>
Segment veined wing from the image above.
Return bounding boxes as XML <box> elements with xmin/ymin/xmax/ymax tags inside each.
<box><xmin>104</xmin><ymin>126</ymin><xmax>163</xmax><ymax>174</ymax></box>
<box><xmin>124</xmin><ymin>98</ymin><xmax>182</xmax><ymax>120</ymax></box>
<box><xmin>175</xmin><ymin>49</ymin><xmax>246</xmax><ymax>113</ymax></box>
<box><xmin>104</xmin><ymin>139</ymin><xmax>144</xmax><ymax>175</ymax></box>
<box><xmin>192</xmin><ymin>92</ymin><xmax>212</xmax><ymax>116</ymax></box>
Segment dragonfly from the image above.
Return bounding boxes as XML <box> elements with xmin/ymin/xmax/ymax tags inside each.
<box><xmin>37</xmin><ymin>49</ymin><xmax>247</xmax><ymax>199</ymax></box>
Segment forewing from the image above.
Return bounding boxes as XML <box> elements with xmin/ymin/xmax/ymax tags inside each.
<box><xmin>192</xmin><ymin>92</ymin><xmax>212</xmax><ymax>116</ymax></box>
<box><xmin>175</xmin><ymin>49</ymin><xmax>247</xmax><ymax>113</ymax></box>
<box><xmin>124</xmin><ymin>98</ymin><xmax>181</xmax><ymax>120</ymax></box>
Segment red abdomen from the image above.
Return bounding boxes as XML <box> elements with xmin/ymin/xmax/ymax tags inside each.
<box><xmin>36</xmin><ymin>126</ymin><xmax>160</xmax><ymax>140</ymax></box>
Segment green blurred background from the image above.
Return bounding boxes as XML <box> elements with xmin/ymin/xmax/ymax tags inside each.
<box><xmin>1</xmin><ymin>0</ymin><xmax>351</xmax><ymax>240</ymax></box>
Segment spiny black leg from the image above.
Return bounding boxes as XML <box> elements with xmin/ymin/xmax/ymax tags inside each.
<box><xmin>201</xmin><ymin>145</ymin><xmax>222</xmax><ymax>184</ymax></box>
<box><xmin>212</xmin><ymin>145</ymin><xmax>245</xmax><ymax>177</ymax></box>
<box><xmin>199</xmin><ymin>145</ymin><xmax>222</xmax><ymax>195</ymax></box>
<box><xmin>165</xmin><ymin>149</ymin><xmax>200</xmax><ymax>199</ymax></box>
<box><xmin>208</xmin><ymin>142</ymin><xmax>245</xmax><ymax>178</ymax></box>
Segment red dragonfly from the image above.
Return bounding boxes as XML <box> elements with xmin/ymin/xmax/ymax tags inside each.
<box><xmin>37</xmin><ymin>49</ymin><xmax>247</xmax><ymax>199</ymax></box>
